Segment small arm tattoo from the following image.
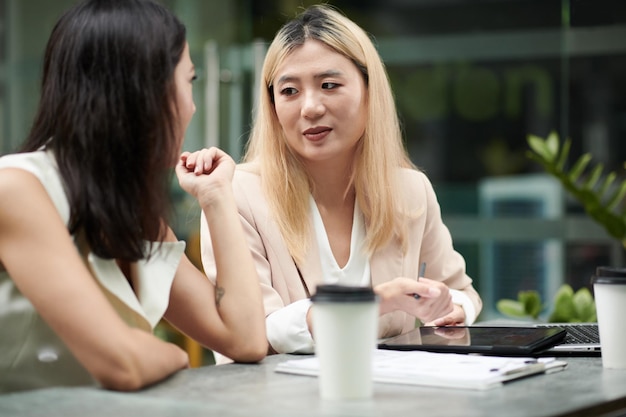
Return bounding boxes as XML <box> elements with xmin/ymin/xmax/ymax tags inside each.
<box><xmin>215</xmin><ymin>286</ymin><xmax>225</xmax><ymax>307</ymax></box>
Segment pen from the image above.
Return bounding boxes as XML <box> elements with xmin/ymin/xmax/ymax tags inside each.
<box><xmin>413</xmin><ymin>262</ymin><xmax>427</xmax><ymax>300</ymax></box>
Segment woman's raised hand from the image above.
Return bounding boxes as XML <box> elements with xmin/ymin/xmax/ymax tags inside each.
<box><xmin>175</xmin><ymin>147</ymin><xmax>236</xmax><ymax>206</ymax></box>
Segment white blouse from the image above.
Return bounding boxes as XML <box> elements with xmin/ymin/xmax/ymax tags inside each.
<box><xmin>265</xmin><ymin>197</ymin><xmax>369</xmax><ymax>354</ymax></box>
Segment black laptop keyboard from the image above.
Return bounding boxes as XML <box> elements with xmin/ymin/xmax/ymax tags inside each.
<box><xmin>537</xmin><ymin>324</ymin><xmax>599</xmax><ymax>345</ymax></box>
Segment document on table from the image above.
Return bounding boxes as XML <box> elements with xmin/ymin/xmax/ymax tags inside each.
<box><xmin>275</xmin><ymin>349</ymin><xmax>568</xmax><ymax>390</ymax></box>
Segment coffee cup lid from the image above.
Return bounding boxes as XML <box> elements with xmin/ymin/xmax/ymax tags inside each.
<box><xmin>311</xmin><ymin>284</ymin><xmax>377</xmax><ymax>303</ymax></box>
<box><xmin>592</xmin><ymin>266</ymin><xmax>626</xmax><ymax>285</ymax></box>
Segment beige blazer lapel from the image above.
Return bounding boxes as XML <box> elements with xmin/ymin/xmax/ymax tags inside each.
<box><xmin>293</xmin><ymin>223</ymin><xmax>324</xmax><ymax>297</ymax></box>
<box><xmin>370</xmin><ymin>236</ymin><xmax>404</xmax><ymax>288</ymax></box>
<box><xmin>370</xmin><ymin>236</ymin><xmax>412</xmax><ymax>337</ymax></box>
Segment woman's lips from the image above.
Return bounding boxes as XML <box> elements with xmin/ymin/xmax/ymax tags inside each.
<box><xmin>303</xmin><ymin>127</ymin><xmax>331</xmax><ymax>142</ymax></box>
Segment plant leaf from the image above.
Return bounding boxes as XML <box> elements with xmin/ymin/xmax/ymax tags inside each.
<box><xmin>496</xmin><ymin>299</ymin><xmax>527</xmax><ymax>318</ymax></box>
<box><xmin>519</xmin><ymin>290</ymin><xmax>543</xmax><ymax>319</ymax></box>
<box><xmin>569</xmin><ymin>153</ymin><xmax>592</xmax><ymax>182</ymax></box>
<box><xmin>598</xmin><ymin>172</ymin><xmax>616</xmax><ymax>198</ymax></box>
<box><xmin>584</xmin><ymin>164</ymin><xmax>603</xmax><ymax>190</ymax></box>
<box><xmin>527</xmin><ymin>134</ymin><xmax>553</xmax><ymax>162</ymax></box>
<box><xmin>556</xmin><ymin>138</ymin><xmax>571</xmax><ymax>171</ymax></box>
<box><xmin>572</xmin><ymin>288</ymin><xmax>596</xmax><ymax>322</ymax></box>
<box><xmin>607</xmin><ymin>180</ymin><xmax>626</xmax><ymax>211</ymax></box>
<box><xmin>545</xmin><ymin>131</ymin><xmax>560</xmax><ymax>159</ymax></box>
<box><xmin>548</xmin><ymin>285</ymin><xmax>576</xmax><ymax>322</ymax></box>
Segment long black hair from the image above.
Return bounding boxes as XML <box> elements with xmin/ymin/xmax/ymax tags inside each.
<box><xmin>20</xmin><ymin>0</ymin><xmax>187</xmax><ymax>260</ymax></box>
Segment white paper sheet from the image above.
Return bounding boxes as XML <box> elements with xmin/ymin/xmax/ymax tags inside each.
<box><xmin>275</xmin><ymin>349</ymin><xmax>568</xmax><ymax>390</ymax></box>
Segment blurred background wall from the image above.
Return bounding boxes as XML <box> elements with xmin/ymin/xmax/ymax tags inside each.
<box><xmin>1</xmin><ymin>0</ymin><xmax>624</xmax><ymax>320</ymax></box>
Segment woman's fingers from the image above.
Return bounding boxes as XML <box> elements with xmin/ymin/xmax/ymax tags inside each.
<box><xmin>374</xmin><ymin>277</ymin><xmax>454</xmax><ymax>323</ymax></box>
<box><xmin>425</xmin><ymin>305</ymin><xmax>466</xmax><ymax>327</ymax></box>
<box><xmin>178</xmin><ymin>148</ymin><xmax>221</xmax><ymax>175</ymax></box>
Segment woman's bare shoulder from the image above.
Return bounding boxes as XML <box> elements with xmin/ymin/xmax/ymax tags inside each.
<box><xmin>0</xmin><ymin>167</ymin><xmax>48</xmax><ymax>203</ymax></box>
<box><xmin>0</xmin><ymin>168</ymin><xmax>69</xmax><ymax>259</ymax></box>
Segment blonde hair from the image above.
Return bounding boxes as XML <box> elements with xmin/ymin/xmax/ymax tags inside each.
<box><xmin>243</xmin><ymin>4</ymin><xmax>416</xmax><ymax>264</ymax></box>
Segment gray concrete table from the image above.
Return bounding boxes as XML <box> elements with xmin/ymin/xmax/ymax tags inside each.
<box><xmin>1</xmin><ymin>354</ymin><xmax>626</xmax><ymax>417</ymax></box>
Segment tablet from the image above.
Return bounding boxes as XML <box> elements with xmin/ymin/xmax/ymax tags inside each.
<box><xmin>378</xmin><ymin>326</ymin><xmax>567</xmax><ymax>355</ymax></box>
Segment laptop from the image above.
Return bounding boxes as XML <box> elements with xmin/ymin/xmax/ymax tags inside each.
<box><xmin>378</xmin><ymin>323</ymin><xmax>601</xmax><ymax>357</ymax></box>
<box><xmin>533</xmin><ymin>323</ymin><xmax>601</xmax><ymax>356</ymax></box>
<box><xmin>483</xmin><ymin>322</ymin><xmax>601</xmax><ymax>356</ymax></box>
<box><xmin>378</xmin><ymin>326</ymin><xmax>567</xmax><ymax>356</ymax></box>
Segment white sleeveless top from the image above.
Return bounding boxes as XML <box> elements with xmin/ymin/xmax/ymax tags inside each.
<box><xmin>0</xmin><ymin>150</ymin><xmax>185</xmax><ymax>392</ymax></box>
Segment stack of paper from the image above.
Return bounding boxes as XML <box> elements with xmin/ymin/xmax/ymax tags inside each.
<box><xmin>275</xmin><ymin>349</ymin><xmax>567</xmax><ymax>390</ymax></box>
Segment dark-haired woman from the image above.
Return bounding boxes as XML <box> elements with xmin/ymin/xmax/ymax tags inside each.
<box><xmin>0</xmin><ymin>0</ymin><xmax>266</xmax><ymax>392</ymax></box>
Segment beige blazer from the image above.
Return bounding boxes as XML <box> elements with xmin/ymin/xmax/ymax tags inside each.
<box><xmin>201</xmin><ymin>163</ymin><xmax>482</xmax><ymax>340</ymax></box>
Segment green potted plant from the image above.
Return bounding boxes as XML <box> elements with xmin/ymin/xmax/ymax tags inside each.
<box><xmin>526</xmin><ymin>131</ymin><xmax>626</xmax><ymax>250</ymax></box>
<box><xmin>497</xmin><ymin>131</ymin><xmax>625</xmax><ymax>322</ymax></box>
<box><xmin>497</xmin><ymin>285</ymin><xmax>597</xmax><ymax>322</ymax></box>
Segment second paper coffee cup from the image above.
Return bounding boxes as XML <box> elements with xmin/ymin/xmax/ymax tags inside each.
<box><xmin>591</xmin><ymin>266</ymin><xmax>626</xmax><ymax>369</ymax></box>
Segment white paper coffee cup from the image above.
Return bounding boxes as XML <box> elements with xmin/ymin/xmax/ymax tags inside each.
<box><xmin>592</xmin><ymin>266</ymin><xmax>626</xmax><ymax>369</ymax></box>
<box><xmin>311</xmin><ymin>285</ymin><xmax>379</xmax><ymax>399</ymax></box>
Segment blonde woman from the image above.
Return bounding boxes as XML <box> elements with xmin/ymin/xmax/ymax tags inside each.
<box><xmin>199</xmin><ymin>4</ymin><xmax>482</xmax><ymax>359</ymax></box>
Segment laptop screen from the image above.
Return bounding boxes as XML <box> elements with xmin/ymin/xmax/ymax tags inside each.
<box><xmin>378</xmin><ymin>326</ymin><xmax>567</xmax><ymax>355</ymax></box>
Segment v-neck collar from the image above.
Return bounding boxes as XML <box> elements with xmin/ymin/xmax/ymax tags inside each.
<box><xmin>309</xmin><ymin>195</ymin><xmax>370</xmax><ymax>286</ymax></box>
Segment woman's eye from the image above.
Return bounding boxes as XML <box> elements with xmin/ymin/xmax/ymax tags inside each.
<box><xmin>322</xmin><ymin>82</ymin><xmax>338</xmax><ymax>89</ymax></box>
<box><xmin>280</xmin><ymin>87</ymin><xmax>298</xmax><ymax>96</ymax></box>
